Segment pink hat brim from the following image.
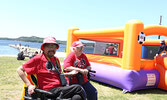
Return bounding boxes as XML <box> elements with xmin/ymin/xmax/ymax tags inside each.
<box><xmin>41</xmin><ymin>43</ymin><xmax>59</xmax><ymax>50</ymax></box>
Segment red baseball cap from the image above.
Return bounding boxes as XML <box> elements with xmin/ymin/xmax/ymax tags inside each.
<box><xmin>72</xmin><ymin>41</ymin><xmax>85</xmax><ymax>47</ymax></box>
<box><xmin>41</xmin><ymin>36</ymin><xmax>59</xmax><ymax>50</ymax></box>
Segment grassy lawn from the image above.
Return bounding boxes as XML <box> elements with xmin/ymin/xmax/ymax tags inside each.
<box><xmin>0</xmin><ymin>56</ymin><xmax>167</xmax><ymax>100</ymax></box>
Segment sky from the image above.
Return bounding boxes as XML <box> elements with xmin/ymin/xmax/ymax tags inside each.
<box><xmin>0</xmin><ymin>0</ymin><xmax>167</xmax><ymax>40</ymax></box>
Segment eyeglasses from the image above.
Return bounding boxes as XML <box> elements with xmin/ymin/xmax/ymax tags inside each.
<box><xmin>76</xmin><ymin>46</ymin><xmax>83</xmax><ymax>50</ymax></box>
<box><xmin>45</xmin><ymin>44</ymin><xmax>57</xmax><ymax>49</ymax></box>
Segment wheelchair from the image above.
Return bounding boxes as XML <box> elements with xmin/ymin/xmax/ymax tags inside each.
<box><xmin>24</xmin><ymin>87</ymin><xmax>68</xmax><ymax>100</ymax></box>
<box><xmin>21</xmin><ymin>74</ymin><xmax>71</xmax><ymax>100</ymax></box>
<box><xmin>21</xmin><ymin>70</ymin><xmax>96</xmax><ymax>100</ymax></box>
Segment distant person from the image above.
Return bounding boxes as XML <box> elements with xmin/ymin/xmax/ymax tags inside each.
<box><xmin>63</xmin><ymin>41</ymin><xmax>97</xmax><ymax>100</ymax></box>
<box><xmin>29</xmin><ymin>51</ymin><xmax>38</xmax><ymax>59</ymax></box>
<box><xmin>107</xmin><ymin>44</ymin><xmax>115</xmax><ymax>55</ymax></box>
<box><xmin>19</xmin><ymin>43</ymin><xmax>21</xmax><ymax>47</ymax></box>
<box><xmin>17</xmin><ymin>51</ymin><xmax>25</xmax><ymax>60</ymax></box>
<box><xmin>104</xmin><ymin>47</ymin><xmax>109</xmax><ymax>55</ymax></box>
<box><xmin>156</xmin><ymin>39</ymin><xmax>167</xmax><ymax>56</ymax></box>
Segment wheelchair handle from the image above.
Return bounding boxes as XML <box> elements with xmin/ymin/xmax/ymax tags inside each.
<box><xmin>87</xmin><ymin>70</ymin><xmax>96</xmax><ymax>80</ymax></box>
<box><xmin>88</xmin><ymin>70</ymin><xmax>96</xmax><ymax>73</ymax></box>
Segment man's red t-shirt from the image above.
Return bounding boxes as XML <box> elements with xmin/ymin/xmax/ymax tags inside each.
<box><xmin>23</xmin><ymin>53</ymin><xmax>62</xmax><ymax>90</ymax></box>
<box><xmin>63</xmin><ymin>52</ymin><xmax>90</xmax><ymax>84</ymax></box>
<box><xmin>108</xmin><ymin>46</ymin><xmax>114</xmax><ymax>54</ymax></box>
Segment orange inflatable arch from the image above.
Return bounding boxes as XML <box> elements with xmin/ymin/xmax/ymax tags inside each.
<box><xmin>66</xmin><ymin>20</ymin><xmax>167</xmax><ymax>70</ymax></box>
<box><xmin>66</xmin><ymin>20</ymin><xmax>167</xmax><ymax>91</ymax></box>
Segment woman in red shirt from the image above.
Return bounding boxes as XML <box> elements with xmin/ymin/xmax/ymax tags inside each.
<box><xmin>63</xmin><ymin>41</ymin><xmax>97</xmax><ymax>100</ymax></box>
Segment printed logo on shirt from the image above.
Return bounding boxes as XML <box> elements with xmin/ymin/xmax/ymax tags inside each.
<box><xmin>74</xmin><ymin>58</ymin><xmax>86</xmax><ymax>68</ymax></box>
<box><xmin>46</xmin><ymin>61</ymin><xmax>58</xmax><ymax>74</ymax></box>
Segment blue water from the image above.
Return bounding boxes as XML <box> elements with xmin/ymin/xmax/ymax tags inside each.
<box><xmin>0</xmin><ymin>40</ymin><xmax>66</xmax><ymax>55</ymax></box>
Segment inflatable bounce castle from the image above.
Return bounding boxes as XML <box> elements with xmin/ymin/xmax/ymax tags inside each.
<box><xmin>66</xmin><ymin>20</ymin><xmax>167</xmax><ymax>93</ymax></box>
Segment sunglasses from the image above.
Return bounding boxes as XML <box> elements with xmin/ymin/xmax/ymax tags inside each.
<box><xmin>45</xmin><ymin>44</ymin><xmax>57</xmax><ymax>49</ymax></box>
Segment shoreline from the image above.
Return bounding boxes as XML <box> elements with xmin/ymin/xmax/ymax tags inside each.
<box><xmin>0</xmin><ymin>52</ymin><xmax>66</xmax><ymax>57</ymax></box>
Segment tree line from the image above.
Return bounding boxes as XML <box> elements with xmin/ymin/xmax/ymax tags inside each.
<box><xmin>0</xmin><ymin>36</ymin><xmax>66</xmax><ymax>45</ymax></box>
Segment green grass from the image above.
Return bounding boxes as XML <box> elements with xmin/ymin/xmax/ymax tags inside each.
<box><xmin>0</xmin><ymin>56</ymin><xmax>167</xmax><ymax>100</ymax></box>
<box><xmin>0</xmin><ymin>57</ymin><xmax>26</xmax><ymax>100</ymax></box>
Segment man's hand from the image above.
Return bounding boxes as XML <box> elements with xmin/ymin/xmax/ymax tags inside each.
<box><xmin>64</xmin><ymin>70</ymin><xmax>79</xmax><ymax>76</ymax></box>
<box><xmin>80</xmin><ymin>69</ymin><xmax>89</xmax><ymax>75</ymax></box>
<box><xmin>28</xmin><ymin>85</ymin><xmax>35</xmax><ymax>95</ymax></box>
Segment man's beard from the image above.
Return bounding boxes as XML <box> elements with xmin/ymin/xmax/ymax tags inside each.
<box><xmin>47</xmin><ymin>50</ymin><xmax>55</xmax><ymax>57</ymax></box>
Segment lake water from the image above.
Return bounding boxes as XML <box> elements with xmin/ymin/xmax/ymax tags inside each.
<box><xmin>0</xmin><ymin>40</ymin><xmax>66</xmax><ymax>55</ymax></box>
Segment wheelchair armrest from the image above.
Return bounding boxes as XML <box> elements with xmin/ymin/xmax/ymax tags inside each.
<box><xmin>24</xmin><ymin>96</ymin><xmax>33</xmax><ymax>100</ymax></box>
<box><xmin>34</xmin><ymin>88</ymin><xmax>55</xmax><ymax>97</ymax></box>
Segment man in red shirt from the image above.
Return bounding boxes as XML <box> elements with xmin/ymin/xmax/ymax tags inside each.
<box><xmin>108</xmin><ymin>45</ymin><xmax>115</xmax><ymax>55</ymax></box>
<box><xmin>63</xmin><ymin>41</ymin><xmax>97</xmax><ymax>100</ymax></box>
<box><xmin>17</xmin><ymin>37</ymin><xmax>86</xmax><ymax>100</ymax></box>
<box><xmin>156</xmin><ymin>39</ymin><xmax>167</xmax><ymax>56</ymax></box>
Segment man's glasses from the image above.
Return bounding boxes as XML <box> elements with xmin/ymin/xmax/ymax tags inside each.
<box><xmin>45</xmin><ymin>44</ymin><xmax>57</xmax><ymax>49</ymax></box>
<box><xmin>76</xmin><ymin>46</ymin><xmax>83</xmax><ymax>50</ymax></box>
